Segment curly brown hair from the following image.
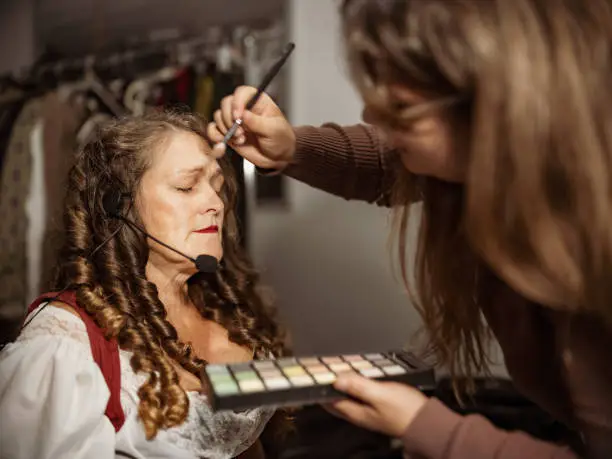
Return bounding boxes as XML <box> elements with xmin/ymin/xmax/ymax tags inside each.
<box><xmin>53</xmin><ymin>109</ymin><xmax>290</xmax><ymax>439</ymax></box>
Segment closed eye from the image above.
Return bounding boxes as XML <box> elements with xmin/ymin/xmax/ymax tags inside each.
<box><xmin>176</xmin><ymin>186</ymin><xmax>194</xmax><ymax>193</ymax></box>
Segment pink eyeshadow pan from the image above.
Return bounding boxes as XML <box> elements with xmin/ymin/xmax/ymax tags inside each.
<box><xmin>307</xmin><ymin>365</ymin><xmax>329</xmax><ymax>374</ymax></box>
<box><xmin>322</xmin><ymin>356</ymin><xmax>343</xmax><ymax>365</ymax></box>
<box><xmin>329</xmin><ymin>362</ymin><xmax>352</xmax><ymax>373</ymax></box>
<box><xmin>350</xmin><ymin>360</ymin><xmax>372</xmax><ymax>370</ymax></box>
<box><xmin>258</xmin><ymin>369</ymin><xmax>283</xmax><ymax>379</ymax></box>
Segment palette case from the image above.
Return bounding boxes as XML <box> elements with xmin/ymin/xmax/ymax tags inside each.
<box><xmin>201</xmin><ymin>350</ymin><xmax>436</xmax><ymax>412</ymax></box>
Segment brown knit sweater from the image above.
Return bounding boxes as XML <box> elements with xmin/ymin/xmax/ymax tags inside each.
<box><xmin>285</xmin><ymin>123</ymin><xmax>612</xmax><ymax>459</ymax></box>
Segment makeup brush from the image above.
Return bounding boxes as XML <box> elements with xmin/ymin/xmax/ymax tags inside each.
<box><xmin>222</xmin><ymin>42</ymin><xmax>296</xmax><ymax>146</ymax></box>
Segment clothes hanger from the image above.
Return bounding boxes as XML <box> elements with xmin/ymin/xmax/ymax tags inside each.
<box><xmin>57</xmin><ymin>56</ymin><xmax>126</xmax><ymax>116</ymax></box>
<box><xmin>0</xmin><ymin>69</ymin><xmax>42</xmax><ymax>106</ymax></box>
<box><xmin>123</xmin><ymin>63</ymin><xmax>179</xmax><ymax>115</ymax></box>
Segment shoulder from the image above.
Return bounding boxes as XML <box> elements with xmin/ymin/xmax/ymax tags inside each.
<box><xmin>15</xmin><ymin>300</ymin><xmax>89</xmax><ymax>347</ymax></box>
<box><xmin>0</xmin><ymin>301</ymin><xmax>108</xmax><ymax>405</ymax></box>
<box><xmin>0</xmin><ymin>300</ymin><xmax>116</xmax><ymax>459</ymax></box>
<box><xmin>48</xmin><ymin>300</ymin><xmax>81</xmax><ymax>317</ymax></box>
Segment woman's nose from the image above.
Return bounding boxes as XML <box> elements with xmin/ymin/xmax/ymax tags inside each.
<box><xmin>200</xmin><ymin>190</ymin><xmax>224</xmax><ymax>215</ymax></box>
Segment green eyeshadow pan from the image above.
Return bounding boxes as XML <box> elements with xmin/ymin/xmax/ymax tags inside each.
<box><xmin>234</xmin><ymin>370</ymin><xmax>258</xmax><ymax>380</ymax></box>
<box><xmin>213</xmin><ymin>380</ymin><xmax>240</xmax><ymax>395</ymax></box>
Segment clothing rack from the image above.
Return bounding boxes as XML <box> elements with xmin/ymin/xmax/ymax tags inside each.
<box><xmin>1</xmin><ymin>21</ymin><xmax>286</xmax><ymax>108</ymax></box>
<box><xmin>0</xmin><ymin>22</ymin><xmax>288</xmax><ymax>334</ymax></box>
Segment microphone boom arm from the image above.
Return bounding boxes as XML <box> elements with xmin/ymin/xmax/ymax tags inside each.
<box><xmin>120</xmin><ymin>217</ymin><xmax>197</xmax><ymax>263</ymax></box>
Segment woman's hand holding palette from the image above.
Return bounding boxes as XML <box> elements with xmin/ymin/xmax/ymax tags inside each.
<box><xmin>202</xmin><ymin>350</ymin><xmax>435</xmax><ymax>412</ymax></box>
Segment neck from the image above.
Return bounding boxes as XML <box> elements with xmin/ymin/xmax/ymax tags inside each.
<box><xmin>145</xmin><ymin>261</ymin><xmax>194</xmax><ymax>319</ymax></box>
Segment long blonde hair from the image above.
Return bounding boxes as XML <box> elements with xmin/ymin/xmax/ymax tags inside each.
<box><xmin>342</xmin><ymin>0</ymin><xmax>612</xmax><ymax>384</ymax></box>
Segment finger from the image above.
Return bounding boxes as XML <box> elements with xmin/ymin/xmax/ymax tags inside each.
<box><xmin>234</xmin><ymin>125</ymin><xmax>246</xmax><ymax>140</ymax></box>
<box><xmin>322</xmin><ymin>403</ymin><xmax>359</xmax><ymax>425</ymax></box>
<box><xmin>334</xmin><ymin>373</ymin><xmax>384</xmax><ymax>405</ymax></box>
<box><xmin>213</xmin><ymin>109</ymin><xmax>228</xmax><ymax>134</ymax></box>
<box><xmin>207</xmin><ymin>122</ymin><xmax>224</xmax><ymax>143</ymax></box>
<box><xmin>225</xmin><ymin>143</ymin><xmax>279</xmax><ymax>169</ymax></box>
<box><xmin>208</xmin><ymin>119</ymin><xmax>245</xmax><ymax>146</ymax></box>
<box><xmin>327</xmin><ymin>399</ymin><xmax>377</xmax><ymax>430</ymax></box>
<box><xmin>241</xmin><ymin>110</ymin><xmax>276</xmax><ymax>136</ymax></box>
<box><xmin>211</xmin><ymin>142</ymin><xmax>227</xmax><ymax>158</ymax></box>
<box><xmin>232</xmin><ymin>85</ymin><xmax>259</xmax><ymax>118</ymax></box>
<box><xmin>220</xmin><ymin>96</ymin><xmax>235</xmax><ymax>130</ymax></box>
<box><xmin>321</xmin><ymin>403</ymin><xmax>343</xmax><ymax>418</ymax></box>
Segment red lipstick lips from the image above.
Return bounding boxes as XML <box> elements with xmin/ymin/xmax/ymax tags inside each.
<box><xmin>195</xmin><ymin>225</ymin><xmax>218</xmax><ymax>234</ymax></box>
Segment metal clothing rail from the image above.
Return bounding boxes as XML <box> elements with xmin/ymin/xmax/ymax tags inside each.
<box><xmin>0</xmin><ymin>22</ymin><xmax>287</xmax><ymax>112</ymax></box>
<box><xmin>21</xmin><ymin>23</ymin><xmax>285</xmax><ymax>83</ymax></box>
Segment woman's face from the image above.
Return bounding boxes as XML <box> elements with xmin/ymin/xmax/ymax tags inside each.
<box><xmin>362</xmin><ymin>84</ymin><xmax>466</xmax><ymax>183</ymax></box>
<box><xmin>137</xmin><ymin>130</ymin><xmax>225</xmax><ymax>275</ymax></box>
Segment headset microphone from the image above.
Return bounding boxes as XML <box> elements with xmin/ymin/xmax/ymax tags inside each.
<box><xmin>12</xmin><ymin>188</ymin><xmax>218</xmax><ymax>340</ymax></box>
<box><xmin>102</xmin><ymin>189</ymin><xmax>218</xmax><ymax>274</ymax></box>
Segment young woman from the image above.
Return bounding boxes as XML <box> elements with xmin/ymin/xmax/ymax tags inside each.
<box><xmin>208</xmin><ymin>0</ymin><xmax>612</xmax><ymax>457</ymax></box>
<box><xmin>0</xmin><ymin>110</ymin><xmax>288</xmax><ymax>459</ymax></box>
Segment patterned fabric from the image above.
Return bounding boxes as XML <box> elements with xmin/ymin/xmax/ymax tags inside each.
<box><xmin>0</xmin><ymin>98</ymin><xmax>43</xmax><ymax>323</ymax></box>
<box><xmin>16</xmin><ymin>304</ymin><xmax>275</xmax><ymax>458</ymax></box>
<box><xmin>119</xmin><ymin>347</ymin><xmax>274</xmax><ymax>458</ymax></box>
<box><xmin>39</xmin><ymin>93</ymin><xmax>86</xmax><ymax>291</ymax></box>
<box><xmin>28</xmin><ymin>291</ymin><xmax>125</xmax><ymax>431</ymax></box>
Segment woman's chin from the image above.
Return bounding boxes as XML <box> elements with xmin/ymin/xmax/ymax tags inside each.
<box><xmin>202</xmin><ymin>248</ymin><xmax>222</xmax><ymax>262</ymax></box>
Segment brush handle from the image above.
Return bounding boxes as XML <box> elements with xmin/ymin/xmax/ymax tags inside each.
<box><xmin>222</xmin><ymin>43</ymin><xmax>295</xmax><ymax>146</ymax></box>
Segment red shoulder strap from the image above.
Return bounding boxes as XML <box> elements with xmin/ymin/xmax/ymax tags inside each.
<box><xmin>28</xmin><ymin>291</ymin><xmax>125</xmax><ymax>432</ymax></box>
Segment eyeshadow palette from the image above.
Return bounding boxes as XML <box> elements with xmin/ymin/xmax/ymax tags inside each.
<box><xmin>202</xmin><ymin>350</ymin><xmax>435</xmax><ymax>412</ymax></box>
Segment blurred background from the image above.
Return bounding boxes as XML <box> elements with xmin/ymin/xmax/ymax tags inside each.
<box><xmin>1</xmin><ymin>1</ymin><xmax>576</xmax><ymax>457</ymax></box>
<box><xmin>1</xmin><ymin>0</ymin><xmax>465</xmax><ymax>368</ymax></box>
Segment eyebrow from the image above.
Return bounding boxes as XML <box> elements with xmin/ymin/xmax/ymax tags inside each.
<box><xmin>176</xmin><ymin>166</ymin><xmax>222</xmax><ymax>178</ymax></box>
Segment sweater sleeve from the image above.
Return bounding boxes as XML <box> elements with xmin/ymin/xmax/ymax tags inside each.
<box><xmin>402</xmin><ymin>399</ymin><xmax>578</xmax><ymax>459</ymax></box>
<box><xmin>284</xmin><ymin>123</ymin><xmax>398</xmax><ymax>206</ymax></box>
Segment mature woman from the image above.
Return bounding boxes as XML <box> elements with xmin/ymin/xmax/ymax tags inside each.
<box><xmin>0</xmin><ymin>110</ymin><xmax>288</xmax><ymax>459</ymax></box>
<box><xmin>209</xmin><ymin>0</ymin><xmax>612</xmax><ymax>458</ymax></box>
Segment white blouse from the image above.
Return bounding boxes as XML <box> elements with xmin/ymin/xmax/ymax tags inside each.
<box><xmin>0</xmin><ymin>305</ymin><xmax>275</xmax><ymax>459</ymax></box>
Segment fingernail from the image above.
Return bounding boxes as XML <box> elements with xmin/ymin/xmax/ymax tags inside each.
<box><xmin>233</xmin><ymin>110</ymin><xmax>241</xmax><ymax>120</ymax></box>
<box><xmin>212</xmin><ymin>143</ymin><xmax>226</xmax><ymax>155</ymax></box>
<box><xmin>236</xmin><ymin>135</ymin><xmax>245</xmax><ymax>145</ymax></box>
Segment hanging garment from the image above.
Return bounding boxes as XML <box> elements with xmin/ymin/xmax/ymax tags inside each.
<box><xmin>0</xmin><ymin>97</ymin><xmax>27</xmax><ymax>173</ymax></box>
<box><xmin>25</xmin><ymin>120</ymin><xmax>46</xmax><ymax>304</ymax></box>
<box><xmin>210</xmin><ymin>71</ymin><xmax>243</xmax><ymax>120</ymax></box>
<box><xmin>178</xmin><ymin>66</ymin><xmax>197</xmax><ymax>107</ymax></box>
<box><xmin>0</xmin><ymin>97</ymin><xmax>43</xmax><ymax>325</ymax></box>
<box><xmin>194</xmin><ymin>75</ymin><xmax>214</xmax><ymax>120</ymax></box>
<box><xmin>39</xmin><ymin>92</ymin><xmax>86</xmax><ymax>292</ymax></box>
<box><xmin>159</xmin><ymin>66</ymin><xmax>196</xmax><ymax>109</ymax></box>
